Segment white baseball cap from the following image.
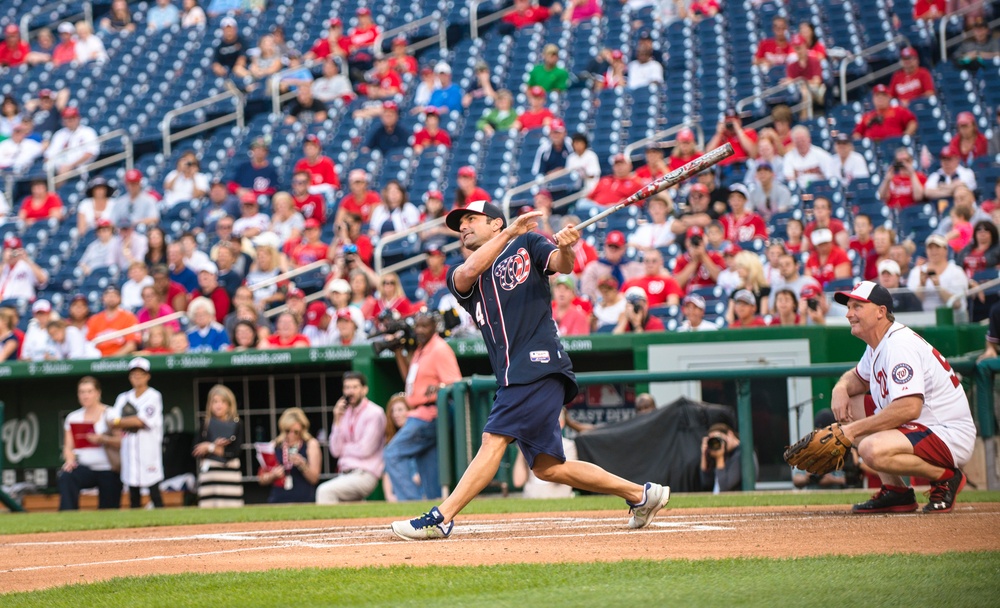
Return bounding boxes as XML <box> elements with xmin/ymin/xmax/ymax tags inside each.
<box><xmin>128</xmin><ymin>357</ymin><xmax>151</xmax><ymax>372</ymax></box>
<box><xmin>31</xmin><ymin>299</ymin><xmax>52</xmax><ymax>313</ymax></box>
<box><xmin>810</xmin><ymin>228</ymin><xmax>833</xmax><ymax>246</ymax></box>
<box><xmin>877</xmin><ymin>259</ymin><xmax>901</xmax><ymax>276</ymax></box>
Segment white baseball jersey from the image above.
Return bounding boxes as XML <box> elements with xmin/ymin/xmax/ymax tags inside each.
<box><xmin>112</xmin><ymin>387</ymin><xmax>164</xmax><ymax>488</ymax></box>
<box><xmin>0</xmin><ymin>260</ymin><xmax>42</xmax><ymax>300</ymax></box>
<box><xmin>44</xmin><ymin>125</ymin><xmax>99</xmax><ymax>169</ymax></box>
<box><xmin>856</xmin><ymin>322</ymin><xmax>976</xmax><ymax>466</ymax></box>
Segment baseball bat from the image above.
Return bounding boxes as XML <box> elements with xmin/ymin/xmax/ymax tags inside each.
<box><xmin>575</xmin><ymin>143</ymin><xmax>735</xmax><ymax>232</ymax></box>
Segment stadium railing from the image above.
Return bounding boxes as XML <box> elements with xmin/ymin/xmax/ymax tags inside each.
<box><xmin>46</xmin><ymin>128</ymin><xmax>134</xmax><ymax>192</ymax></box>
<box><xmin>162</xmin><ymin>90</ymin><xmax>245</xmax><ymax>157</ymax></box>
<box><xmin>939</xmin><ymin>0</ymin><xmax>996</xmax><ymax>60</ymax></box>
<box><xmin>372</xmin><ymin>13</ymin><xmax>449</xmax><ymax>60</ymax></box>
<box><xmin>837</xmin><ymin>34</ymin><xmax>910</xmax><ymax>105</ymax></box>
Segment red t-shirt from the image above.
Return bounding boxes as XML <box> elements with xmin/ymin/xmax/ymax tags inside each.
<box><xmin>721</xmin><ymin>212</ymin><xmax>768</xmax><ymax>243</ymax></box>
<box><xmin>0</xmin><ymin>40</ymin><xmax>29</xmax><ymax>67</ymax></box>
<box><xmin>962</xmin><ymin>248</ymin><xmax>993</xmax><ymax>276</ymax></box>
<box><xmin>552</xmin><ymin>304</ymin><xmax>590</xmax><ymax>336</ymax></box>
<box><xmin>19</xmin><ymin>194</ymin><xmax>63</xmax><ymax>221</ymax></box>
<box><xmin>853</xmin><ymin>107</ymin><xmax>916</xmax><ymax>140</ymax></box>
<box><xmin>166</xmin><ymin>280</ymin><xmax>188</xmax><ymax>305</ymax></box>
<box><xmin>353</xmin><ymin>235</ymin><xmax>374</xmax><ymax>266</ymax></box>
<box><xmin>293</xmin><ymin>156</ymin><xmax>341</xmax><ymax>191</ymax></box>
<box><xmin>388</xmin><ymin>55</ymin><xmax>418</xmax><ymax>75</ymax></box>
<box><xmin>347</xmin><ymin>25</ymin><xmax>379</xmax><ymax>53</ymax></box>
<box><xmin>621</xmin><ymin>275</ymin><xmax>684</xmax><ymax>307</ymax></box>
<box><xmin>285</xmin><ymin>239</ymin><xmax>329</xmax><ymax>266</ymax></box>
<box><xmin>690</xmin><ymin>0</ymin><xmax>720</xmax><ymax>15</ymax></box>
<box><xmin>786</xmin><ymin>56</ymin><xmax>823</xmax><ymax>81</ymax></box>
<box><xmin>718</xmin><ymin>128</ymin><xmax>759</xmax><ymax>165</ymax></box>
<box><xmin>849</xmin><ymin>236</ymin><xmax>875</xmax><ymax>260</ymax></box>
<box><xmin>668</xmin><ymin>152</ymin><xmax>703</xmax><ymax>172</ymax></box>
<box><xmin>419</xmin><ymin>266</ymin><xmax>449</xmax><ymax>297</ymax></box>
<box><xmin>53</xmin><ymin>40</ymin><xmax>76</xmax><ymax>66</ymax></box>
<box><xmin>571</xmin><ymin>241</ymin><xmax>598</xmax><ymax>275</ymax></box>
<box><xmin>803</xmin><ymin>218</ymin><xmax>847</xmax><ymax>250</ymax></box>
<box><xmin>360</xmin><ymin>69</ymin><xmax>403</xmax><ymax>96</ymax></box>
<box><xmin>309</xmin><ymin>36</ymin><xmax>350</xmax><ymax>59</ymax></box>
<box><xmin>944</xmin><ymin>133</ymin><xmax>989</xmax><ymax>162</ymax></box>
<box><xmin>889</xmin><ymin>67</ymin><xmax>934</xmax><ymax>102</ymax></box>
<box><xmin>190</xmin><ymin>287</ymin><xmax>231</xmax><ymax>324</ymax></box>
<box><xmin>731</xmin><ymin>316</ymin><xmax>768</xmax><ymax>328</ymax></box>
<box><xmin>370</xmin><ymin>296</ymin><xmax>418</xmax><ymax>319</ymax></box>
<box><xmin>674</xmin><ymin>251</ymin><xmax>727</xmax><ymax>291</ymax></box>
<box><xmin>884</xmin><ymin>171</ymin><xmax>927</xmax><ymax>209</ymax></box>
<box><xmin>413</xmin><ymin>128</ymin><xmax>452</xmax><ymax>149</ymax></box>
<box><xmin>502</xmin><ymin>6</ymin><xmax>552</xmax><ymax>28</ymax></box>
<box><xmin>517</xmin><ymin>108</ymin><xmax>554</xmax><ymax>131</ymax></box>
<box><xmin>635</xmin><ymin>164</ymin><xmax>669</xmax><ymax>183</ymax></box>
<box><xmin>622</xmin><ymin>315</ymin><xmax>666</xmax><ymax>332</ymax></box>
<box><xmin>293</xmin><ymin>193</ymin><xmax>327</xmax><ymax>224</ymax></box>
<box><xmin>755</xmin><ymin>38</ymin><xmax>791</xmax><ymax>66</ymax></box>
<box><xmin>806</xmin><ymin>246</ymin><xmax>851</xmax><ymax>287</ymax></box>
<box><xmin>913</xmin><ymin>0</ymin><xmax>946</xmax><ymax>18</ymax></box>
<box><xmin>338</xmin><ymin>191</ymin><xmax>381</xmax><ymax>224</ymax></box>
<box><xmin>454</xmin><ymin>187</ymin><xmax>492</xmax><ymax>209</ymax></box>
<box><xmin>590</xmin><ymin>175</ymin><xmax>646</xmax><ymax>206</ymax></box>
<box><xmin>267</xmin><ymin>333</ymin><xmax>311</xmax><ymax>348</ymax></box>
<box><xmin>767</xmin><ymin>314</ymin><xmax>801</xmax><ymax>326</ymax></box>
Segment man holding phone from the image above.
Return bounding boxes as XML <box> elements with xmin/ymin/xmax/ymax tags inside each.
<box><xmin>0</xmin><ymin>236</ymin><xmax>49</xmax><ymax>300</ymax></box>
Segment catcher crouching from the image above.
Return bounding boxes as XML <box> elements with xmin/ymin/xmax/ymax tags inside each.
<box><xmin>784</xmin><ymin>281</ymin><xmax>976</xmax><ymax>514</ymax></box>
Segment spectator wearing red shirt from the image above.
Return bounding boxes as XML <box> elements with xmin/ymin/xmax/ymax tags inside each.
<box><xmin>689</xmin><ymin>0</ymin><xmax>720</xmax><ymax>19</ymax></box>
<box><xmin>805</xmin><ymin>229</ymin><xmax>852</xmax><ymax>287</ymax></box>
<box><xmin>719</xmin><ymin>185</ymin><xmax>768</xmax><ymax>244</ymax></box>
<box><xmin>913</xmin><ymin>0</ymin><xmax>946</xmax><ymax>20</ymax></box>
<box><xmin>889</xmin><ymin>47</ymin><xmax>934</xmax><ymax>105</ymax></box>
<box><xmin>293</xmin><ymin>135</ymin><xmax>341</xmax><ymax>200</ymax></box>
<box><xmin>0</xmin><ymin>24</ymin><xmax>29</xmax><ymax>67</ymax></box>
<box><xmin>706</xmin><ymin>109</ymin><xmax>759</xmax><ymax>165</ymax></box>
<box><xmin>513</xmin><ymin>86</ymin><xmax>555</xmax><ymax>131</ymax></box>
<box><xmin>335</xmin><ymin>169</ymin><xmax>381</xmax><ymax>225</ymax></box>
<box><xmin>803</xmin><ymin>197</ymin><xmax>849</xmax><ymax>251</ymax></box>
<box><xmin>18</xmin><ymin>179</ymin><xmax>65</xmax><ymax>226</ymax></box>
<box><xmin>286</xmin><ymin>219</ymin><xmax>329</xmax><ymax>266</ymax></box>
<box><xmin>674</xmin><ymin>227</ymin><xmax>726</xmax><ymax>292</ymax></box>
<box><xmin>346</xmin><ymin>8</ymin><xmax>379</xmax><ymax>59</ymax></box>
<box><xmin>944</xmin><ymin>111</ymin><xmax>989</xmax><ymax>164</ymax></box>
<box><xmin>729</xmin><ymin>289</ymin><xmax>768</xmax><ymax>328</ymax></box>
<box><xmin>454</xmin><ymin>165</ymin><xmax>491</xmax><ymax>210</ymax></box>
<box><xmin>371</xmin><ymin>272</ymin><xmax>418</xmax><ymax>319</ymax></box>
<box><xmin>753</xmin><ymin>16</ymin><xmax>792</xmax><ymax>71</ymax></box>
<box><xmin>620</xmin><ymin>249</ymin><xmax>684</xmax><ymax>307</ymax></box>
<box><xmin>264</xmin><ymin>312</ymin><xmax>311</xmax><ymax>349</ymax></box>
<box><xmin>191</xmin><ymin>264</ymin><xmax>231</xmax><ymax>324</ymax></box>
<box><xmin>358</xmin><ymin>55</ymin><xmax>404</xmax><ymax>99</ymax></box>
<box><xmin>668</xmin><ymin>127</ymin><xmax>703</xmax><ymax>171</ymax></box>
<box><xmin>863</xmin><ymin>226</ymin><xmax>895</xmax><ymax>281</ymax></box>
<box><xmin>613</xmin><ymin>286</ymin><xmax>666</xmax><ymax>333</ymax></box>
<box><xmin>589</xmin><ymin>154</ymin><xmax>645</xmax><ymax>206</ymax></box>
<box><xmin>418</xmin><ymin>245</ymin><xmax>449</xmax><ymax>301</ymax></box>
<box><xmin>635</xmin><ymin>145</ymin><xmax>670</xmax><ymax>183</ymax></box>
<box><xmin>877</xmin><ymin>147</ymin><xmax>926</xmax><ymax>209</ymax></box>
<box><xmin>852</xmin><ymin>84</ymin><xmax>918</xmax><ymax>140</ymax></box>
<box><xmin>387</xmin><ymin>36</ymin><xmax>417</xmax><ymax>75</ymax></box>
<box><xmin>783</xmin><ymin>34</ymin><xmax>825</xmax><ymax>118</ymax></box>
<box><xmin>290</xmin><ymin>170</ymin><xmax>327</xmax><ymax>224</ymax></box>
<box><xmin>551</xmin><ymin>276</ymin><xmax>591</xmax><ymax>336</ymax></box>
<box><xmin>329</xmin><ymin>211</ymin><xmax>374</xmax><ymax>267</ymax></box>
<box><xmin>52</xmin><ymin>22</ymin><xmax>77</xmax><ymax>66</ymax></box>
<box><xmin>502</xmin><ymin>0</ymin><xmax>558</xmax><ymax>30</ymax></box>
<box><xmin>412</xmin><ymin>107</ymin><xmax>452</xmax><ymax>154</ymax></box>
<box><xmin>849</xmin><ymin>213</ymin><xmax>875</xmax><ymax>260</ymax></box>
<box><xmin>304</xmin><ymin>18</ymin><xmax>349</xmax><ymax>62</ymax></box>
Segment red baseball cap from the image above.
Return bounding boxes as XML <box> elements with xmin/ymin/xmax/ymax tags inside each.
<box><xmin>38</xmin><ymin>89</ymin><xmax>53</xmax><ymax>98</ymax></box>
<box><xmin>676</xmin><ymin>128</ymin><xmax>695</xmax><ymax>142</ymax></box>
<box><xmin>61</xmin><ymin>106</ymin><xmax>80</xmax><ymax>118</ymax></box>
<box><xmin>550</xmin><ymin>118</ymin><xmax>566</xmax><ymax>132</ymax></box>
<box><xmin>287</xmin><ymin>287</ymin><xmax>305</xmax><ymax>299</ymax></box>
<box><xmin>393</xmin><ymin>36</ymin><xmax>407</xmax><ymax>46</ymax></box>
<box><xmin>529</xmin><ymin>85</ymin><xmax>546</xmax><ymax>97</ymax></box>
<box><xmin>791</xmin><ymin>34</ymin><xmax>806</xmax><ymax>46</ymax></box>
<box><xmin>686</xmin><ymin>226</ymin><xmax>704</xmax><ymax>238</ymax></box>
<box><xmin>4</xmin><ymin>236</ymin><xmax>23</xmax><ymax>249</ymax></box>
<box><xmin>724</xmin><ymin>243</ymin><xmax>742</xmax><ymax>256</ymax></box>
<box><xmin>458</xmin><ymin>165</ymin><xmax>476</xmax><ymax>178</ymax></box>
<box><xmin>304</xmin><ymin>134</ymin><xmax>321</xmax><ymax>146</ymax></box>
<box><xmin>689</xmin><ymin>183</ymin><xmax>709</xmax><ymax>195</ymax></box>
<box><xmin>800</xmin><ymin>283</ymin><xmax>822</xmax><ymax>300</ymax></box>
<box><xmin>96</xmin><ymin>218</ymin><xmax>114</xmax><ymax>229</ymax></box>
<box><xmin>956</xmin><ymin>111</ymin><xmax>975</xmax><ymax>126</ymax></box>
<box><xmin>423</xmin><ymin>106</ymin><xmax>440</xmax><ymax>116</ymax></box>
<box><xmin>940</xmin><ymin>146</ymin><xmax>958</xmax><ymax>159</ymax></box>
<box><xmin>605</xmin><ymin>230</ymin><xmax>626</xmax><ymax>247</ymax></box>
<box><xmin>872</xmin><ymin>84</ymin><xmax>889</xmax><ymax>95</ymax></box>
<box><xmin>305</xmin><ymin>301</ymin><xmax>329</xmax><ymax>326</ymax></box>
<box><xmin>326</xmin><ymin>17</ymin><xmax>342</xmax><ymax>28</ymax></box>
<box><xmin>610</xmin><ymin>50</ymin><xmax>623</xmax><ymax>60</ymax></box>
<box><xmin>427</xmin><ymin>189</ymin><xmax>443</xmax><ymax>200</ymax></box>
<box><xmin>382</xmin><ymin>100</ymin><xmax>399</xmax><ymax>112</ymax></box>
<box><xmin>611</xmin><ymin>153</ymin><xmax>629</xmax><ymax>164</ymax></box>
<box><xmin>900</xmin><ymin>47</ymin><xmax>917</xmax><ymax>59</ymax></box>
<box><xmin>125</xmin><ymin>168</ymin><xmax>143</xmax><ymax>182</ymax></box>
<box><xmin>4</xmin><ymin>24</ymin><xmax>19</xmax><ymax>36</ymax></box>
<box><xmin>335</xmin><ymin>309</ymin><xmax>358</xmax><ymax>325</ymax></box>
<box><xmin>240</xmin><ymin>190</ymin><xmax>258</xmax><ymax>204</ymax></box>
<box><xmin>304</xmin><ymin>218</ymin><xmax>321</xmax><ymax>229</ymax></box>
<box><xmin>356</xmin><ymin>7</ymin><xmax>371</xmax><ymax>16</ymax></box>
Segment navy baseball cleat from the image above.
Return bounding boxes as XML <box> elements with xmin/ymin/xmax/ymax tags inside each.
<box><xmin>627</xmin><ymin>482</ymin><xmax>670</xmax><ymax>529</ymax></box>
<box><xmin>852</xmin><ymin>486</ymin><xmax>918</xmax><ymax>513</ymax></box>
<box><xmin>391</xmin><ymin>506</ymin><xmax>454</xmax><ymax>540</ymax></box>
<box><xmin>923</xmin><ymin>469</ymin><xmax>967</xmax><ymax>513</ymax></box>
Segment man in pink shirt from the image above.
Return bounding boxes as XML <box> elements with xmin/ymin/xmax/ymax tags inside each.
<box><xmin>316</xmin><ymin>372</ymin><xmax>388</xmax><ymax>504</ymax></box>
<box><xmin>385</xmin><ymin>311</ymin><xmax>462</xmax><ymax>501</ymax></box>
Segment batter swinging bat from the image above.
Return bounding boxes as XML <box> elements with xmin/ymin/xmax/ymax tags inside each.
<box><xmin>575</xmin><ymin>143</ymin><xmax>735</xmax><ymax>232</ymax></box>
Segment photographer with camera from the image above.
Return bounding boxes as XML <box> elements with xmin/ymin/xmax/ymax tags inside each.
<box><xmin>162</xmin><ymin>151</ymin><xmax>209</xmax><ymax>210</ymax></box>
<box><xmin>853</xmin><ymin>85</ymin><xmax>917</xmax><ymax>141</ymax></box>
<box><xmin>706</xmin><ymin>109</ymin><xmax>758</xmax><ymax>166</ymax></box>
<box><xmin>383</xmin><ymin>310</ymin><xmax>462</xmax><ymax>501</ymax></box>
<box><xmin>673</xmin><ymin>227</ymin><xmax>726</xmax><ymax>292</ymax></box>
<box><xmin>877</xmin><ymin>147</ymin><xmax>926</xmax><ymax>210</ymax></box>
<box><xmin>327</xmin><ymin>212</ymin><xmax>373</xmax><ymax>267</ymax></box>
<box><xmin>700</xmin><ymin>422</ymin><xmax>757</xmax><ymax>493</ymax></box>
<box><xmin>798</xmin><ymin>283</ymin><xmax>828</xmax><ymax>326</ymax></box>
<box><xmin>0</xmin><ymin>236</ymin><xmax>49</xmax><ymax>300</ymax></box>
<box><xmin>613</xmin><ymin>286</ymin><xmax>666</xmax><ymax>334</ymax></box>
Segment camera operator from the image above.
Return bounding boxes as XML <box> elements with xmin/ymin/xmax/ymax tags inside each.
<box><xmin>613</xmin><ymin>286</ymin><xmax>665</xmax><ymax>334</ymax></box>
<box><xmin>877</xmin><ymin>147</ymin><xmax>926</xmax><ymax>210</ymax></box>
<box><xmin>383</xmin><ymin>311</ymin><xmax>462</xmax><ymax>501</ymax></box>
<box><xmin>799</xmin><ymin>283</ymin><xmax>828</xmax><ymax>326</ymax></box>
<box><xmin>700</xmin><ymin>422</ymin><xmax>757</xmax><ymax>493</ymax></box>
<box><xmin>327</xmin><ymin>212</ymin><xmax>373</xmax><ymax>267</ymax></box>
<box><xmin>1</xmin><ymin>236</ymin><xmax>49</xmax><ymax>300</ymax></box>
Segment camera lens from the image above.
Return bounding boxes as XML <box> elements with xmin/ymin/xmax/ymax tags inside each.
<box><xmin>707</xmin><ymin>437</ymin><xmax>723</xmax><ymax>450</ymax></box>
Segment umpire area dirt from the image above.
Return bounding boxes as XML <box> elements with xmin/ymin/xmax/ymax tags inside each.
<box><xmin>3</xmin><ymin>503</ymin><xmax>1000</xmax><ymax>593</ymax></box>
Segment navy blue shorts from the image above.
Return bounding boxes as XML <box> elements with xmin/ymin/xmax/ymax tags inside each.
<box><xmin>483</xmin><ymin>374</ymin><xmax>570</xmax><ymax>468</ymax></box>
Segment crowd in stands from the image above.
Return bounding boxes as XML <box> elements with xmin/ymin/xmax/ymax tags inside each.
<box><xmin>0</xmin><ymin>0</ymin><xmax>999</xmax><ymax>364</ymax></box>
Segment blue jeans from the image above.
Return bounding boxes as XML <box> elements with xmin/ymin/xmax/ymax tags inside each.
<box><xmin>383</xmin><ymin>418</ymin><xmax>440</xmax><ymax>501</ymax></box>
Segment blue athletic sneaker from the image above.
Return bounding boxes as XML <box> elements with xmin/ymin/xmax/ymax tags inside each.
<box><xmin>627</xmin><ymin>482</ymin><xmax>670</xmax><ymax>529</ymax></box>
<box><xmin>391</xmin><ymin>506</ymin><xmax>454</xmax><ymax>540</ymax></box>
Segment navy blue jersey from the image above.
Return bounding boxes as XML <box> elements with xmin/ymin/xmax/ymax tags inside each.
<box><xmin>447</xmin><ymin>232</ymin><xmax>577</xmax><ymax>396</ymax></box>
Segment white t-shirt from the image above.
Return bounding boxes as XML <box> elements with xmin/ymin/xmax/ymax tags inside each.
<box><xmin>113</xmin><ymin>387</ymin><xmax>164</xmax><ymax>487</ymax></box>
<box><xmin>593</xmin><ymin>298</ymin><xmax>626</xmax><ymax>329</ymax></box>
<box><xmin>122</xmin><ymin>275</ymin><xmax>154</xmax><ymax>312</ymax></box>
<box><xmin>20</xmin><ymin>319</ymin><xmax>51</xmax><ymax>361</ymax></box>
<box><xmin>369</xmin><ymin>202</ymin><xmax>421</xmax><ymax>235</ymax></box>
<box><xmin>162</xmin><ymin>170</ymin><xmax>210</xmax><ymax>208</ymax></box>
<box><xmin>64</xmin><ymin>407</ymin><xmax>114</xmax><ymax>471</ymax></box>
<box><xmin>630</xmin><ymin>219</ymin><xmax>676</xmax><ymax>250</ymax></box>
<box><xmin>783</xmin><ymin>145</ymin><xmax>835</xmax><ymax>188</ymax></box>
<box><xmin>627</xmin><ymin>59</ymin><xmax>664</xmax><ymax>89</ymax></box>
<box><xmin>906</xmin><ymin>262</ymin><xmax>968</xmax><ymax>313</ymax></box>
<box><xmin>830</xmin><ymin>151</ymin><xmax>871</xmax><ymax>183</ymax></box>
<box><xmin>677</xmin><ymin>319</ymin><xmax>718</xmax><ymax>332</ymax></box>
<box><xmin>856</xmin><ymin>322</ymin><xmax>976</xmax><ymax>466</ymax></box>
<box><xmin>234</xmin><ymin>212</ymin><xmax>272</xmax><ymax>237</ymax></box>
<box><xmin>77</xmin><ymin>197</ymin><xmax>117</xmax><ymax>233</ymax></box>
<box><xmin>74</xmin><ymin>35</ymin><xmax>108</xmax><ymax>64</ymax></box>
<box><xmin>0</xmin><ymin>136</ymin><xmax>43</xmax><ymax>173</ymax></box>
<box><xmin>565</xmin><ymin>149</ymin><xmax>601</xmax><ymax>195</ymax></box>
<box><xmin>44</xmin><ymin>125</ymin><xmax>100</xmax><ymax>170</ymax></box>
<box><xmin>270</xmin><ymin>212</ymin><xmax>306</xmax><ymax>245</ymax></box>
<box><xmin>0</xmin><ymin>259</ymin><xmax>43</xmax><ymax>300</ymax></box>
<box><xmin>48</xmin><ymin>325</ymin><xmax>99</xmax><ymax>360</ymax></box>
<box><xmin>924</xmin><ymin>166</ymin><xmax>977</xmax><ymax>193</ymax></box>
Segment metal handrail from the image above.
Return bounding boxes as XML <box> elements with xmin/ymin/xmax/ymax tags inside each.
<box><xmin>19</xmin><ymin>1</ymin><xmax>92</xmax><ymax>38</ymax></box>
<box><xmin>269</xmin><ymin>59</ymin><xmax>319</xmax><ymax>115</ymax></box>
<box><xmin>939</xmin><ymin>0</ymin><xmax>989</xmax><ymax>60</ymax></box>
<box><xmin>373</xmin><ymin>13</ymin><xmax>448</xmax><ymax>59</ymax></box>
<box><xmin>470</xmin><ymin>0</ymin><xmax>515</xmax><ymax>39</ymax></box>
<box><xmin>382</xmin><ymin>239</ymin><xmax>464</xmax><ymax>277</ymax></box>
<box><xmin>622</xmin><ymin>122</ymin><xmax>705</xmax><ymax>160</ymax></box>
<box><xmin>161</xmin><ymin>90</ymin><xmax>244</xmax><ymax>156</ymax></box>
<box><xmin>947</xmin><ymin>276</ymin><xmax>1000</xmax><ymax>308</ymax></box>
<box><xmin>837</xmin><ymin>34</ymin><xmax>908</xmax><ymax>104</ymax></box>
<box><xmin>373</xmin><ymin>216</ymin><xmax>447</xmax><ymax>274</ymax></box>
<box><xmin>736</xmin><ymin>76</ymin><xmax>813</xmax><ymax>119</ymax></box>
<box><xmin>500</xmin><ymin>167</ymin><xmax>575</xmax><ymax>221</ymax></box>
<box><xmin>45</xmin><ymin>128</ymin><xmax>132</xmax><ymax>191</ymax></box>
<box><xmin>942</xmin><ymin>15</ymin><xmax>1000</xmax><ymax>61</ymax></box>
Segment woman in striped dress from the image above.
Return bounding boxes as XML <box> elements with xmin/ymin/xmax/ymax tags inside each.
<box><xmin>193</xmin><ymin>385</ymin><xmax>244</xmax><ymax>508</ymax></box>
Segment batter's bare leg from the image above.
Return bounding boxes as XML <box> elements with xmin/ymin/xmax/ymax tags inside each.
<box><xmin>531</xmin><ymin>454</ymin><xmax>644</xmax><ymax>503</ymax></box>
<box><xmin>436</xmin><ymin>432</ymin><xmax>511</xmax><ymax>524</ymax></box>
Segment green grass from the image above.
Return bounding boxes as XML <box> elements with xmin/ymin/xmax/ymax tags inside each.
<box><xmin>5</xmin><ymin>490</ymin><xmax>1000</xmax><ymax>535</ymax></box>
<box><xmin>3</xmin><ymin>552</ymin><xmax>997</xmax><ymax>607</ymax></box>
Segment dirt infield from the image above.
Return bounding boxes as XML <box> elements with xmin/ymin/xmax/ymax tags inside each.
<box><xmin>3</xmin><ymin>503</ymin><xmax>999</xmax><ymax>594</ymax></box>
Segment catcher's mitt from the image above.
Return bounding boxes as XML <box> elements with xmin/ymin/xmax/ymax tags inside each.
<box><xmin>783</xmin><ymin>422</ymin><xmax>853</xmax><ymax>476</ymax></box>
<box><xmin>121</xmin><ymin>401</ymin><xmax>138</xmax><ymax>417</ymax></box>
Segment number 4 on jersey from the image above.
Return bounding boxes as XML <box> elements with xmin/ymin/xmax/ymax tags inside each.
<box><xmin>475</xmin><ymin>301</ymin><xmax>485</xmax><ymax>327</ymax></box>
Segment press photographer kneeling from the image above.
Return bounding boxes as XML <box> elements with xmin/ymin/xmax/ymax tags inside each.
<box><xmin>700</xmin><ymin>423</ymin><xmax>758</xmax><ymax>493</ymax></box>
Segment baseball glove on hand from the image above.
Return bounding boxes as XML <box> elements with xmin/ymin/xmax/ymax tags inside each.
<box><xmin>783</xmin><ymin>423</ymin><xmax>853</xmax><ymax>476</ymax></box>
<box><xmin>121</xmin><ymin>402</ymin><xmax>138</xmax><ymax>417</ymax></box>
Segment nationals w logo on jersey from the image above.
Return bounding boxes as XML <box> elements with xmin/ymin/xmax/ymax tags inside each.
<box><xmin>495</xmin><ymin>247</ymin><xmax>531</xmax><ymax>291</ymax></box>
<box><xmin>892</xmin><ymin>363</ymin><xmax>914</xmax><ymax>384</ymax></box>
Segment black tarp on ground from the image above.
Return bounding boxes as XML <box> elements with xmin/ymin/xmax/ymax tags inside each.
<box><xmin>574</xmin><ymin>397</ymin><xmax>735</xmax><ymax>492</ymax></box>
